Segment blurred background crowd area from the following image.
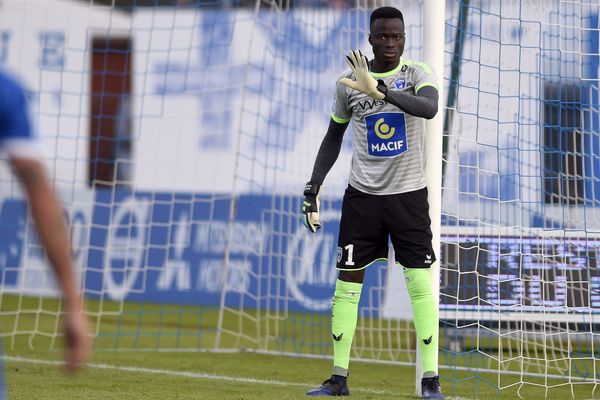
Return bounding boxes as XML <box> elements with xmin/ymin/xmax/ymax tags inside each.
<box><xmin>85</xmin><ymin>0</ymin><xmax>374</xmax><ymax>10</ymax></box>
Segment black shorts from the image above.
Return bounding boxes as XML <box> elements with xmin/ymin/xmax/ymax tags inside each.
<box><xmin>336</xmin><ymin>185</ymin><xmax>436</xmax><ymax>270</ymax></box>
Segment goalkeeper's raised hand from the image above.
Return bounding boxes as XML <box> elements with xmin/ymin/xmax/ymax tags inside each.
<box><xmin>339</xmin><ymin>50</ymin><xmax>385</xmax><ymax>100</ymax></box>
<box><xmin>302</xmin><ymin>181</ymin><xmax>321</xmax><ymax>233</ymax></box>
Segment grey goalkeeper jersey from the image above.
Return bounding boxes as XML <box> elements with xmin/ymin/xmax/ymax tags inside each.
<box><xmin>331</xmin><ymin>58</ymin><xmax>438</xmax><ymax>195</ymax></box>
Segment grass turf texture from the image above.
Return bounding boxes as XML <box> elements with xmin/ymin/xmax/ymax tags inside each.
<box><xmin>2</xmin><ymin>295</ymin><xmax>598</xmax><ymax>399</ymax></box>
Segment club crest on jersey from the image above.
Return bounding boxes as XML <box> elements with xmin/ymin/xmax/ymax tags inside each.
<box><xmin>365</xmin><ymin>112</ymin><xmax>407</xmax><ymax>157</ymax></box>
<box><xmin>394</xmin><ymin>78</ymin><xmax>406</xmax><ymax>89</ymax></box>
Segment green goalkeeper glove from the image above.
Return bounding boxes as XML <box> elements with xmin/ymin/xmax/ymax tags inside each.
<box><xmin>339</xmin><ymin>50</ymin><xmax>385</xmax><ymax>100</ymax></box>
<box><xmin>302</xmin><ymin>181</ymin><xmax>321</xmax><ymax>233</ymax></box>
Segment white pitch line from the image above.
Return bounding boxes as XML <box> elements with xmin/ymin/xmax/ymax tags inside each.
<box><xmin>1</xmin><ymin>355</ymin><xmax>405</xmax><ymax>397</ymax></box>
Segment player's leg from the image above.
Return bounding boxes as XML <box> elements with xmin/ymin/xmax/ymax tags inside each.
<box><xmin>306</xmin><ymin>186</ymin><xmax>387</xmax><ymax>396</ymax></box>
<box><xmin>386</xmin><ymin>187</ymin><xmax>443</xmax><ymax>399</ymax></box>
<box><xmin>403</xmin><ymin>267</ymin><xmax>442</xmax><ymax>399</ymax></box>
<box><xmin>331</xmin><ymin>269</ymin><xmax>363</xmax><ymax>378</ymax></box>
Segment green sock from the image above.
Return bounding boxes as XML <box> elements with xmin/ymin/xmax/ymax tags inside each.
<box><xmin>404</xmin><ymin>268</ymin><xmax>438</xmax><ymax>376</ymax></box>
<box><xmin>331</xmin><ymin>279</ymin><xmax>363</xmax><ymax>377</ymax></box>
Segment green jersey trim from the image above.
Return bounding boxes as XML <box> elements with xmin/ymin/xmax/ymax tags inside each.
<box><xmin>370</xmin><ymin>59</ymin><xmax>407</xmax><ymax>78</ymax></box>
<box><xmin>415</xmin><ymin>82</ymin><xmax>438</xmax><ymax>93</ymax></box>
<box><xmin>331</xmin><ymin>113</ymin><xmax>351</xmax><ymax>124</ymax></box>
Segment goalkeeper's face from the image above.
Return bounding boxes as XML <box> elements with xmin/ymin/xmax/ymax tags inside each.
<box><xmin>368</xmin><ymin>18</ymin><xmax>405</xmax><ymax>68</ymax></box>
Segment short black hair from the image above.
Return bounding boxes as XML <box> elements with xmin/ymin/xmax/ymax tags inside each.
<box><xmin>370</xmin><ymin>6</ymin><xmax>404</xmax><ymax>28</ymax></box>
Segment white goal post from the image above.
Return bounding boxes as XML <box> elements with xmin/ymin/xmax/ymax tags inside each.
<box><xmin>420</xmin><ymin>0</ymin><xmax>445</xmax><ymax>395</ymax></box>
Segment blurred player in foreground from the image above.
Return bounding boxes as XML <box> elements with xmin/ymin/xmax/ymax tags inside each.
<box><xmin>301</xmin><ymin>6</ymin><xmax>442</xmax><ymax>399</ymax></box>
<box><xmin>0</xmin><ymin>70</ymin><xmax>91</xmax><ymax>399</ymax></box>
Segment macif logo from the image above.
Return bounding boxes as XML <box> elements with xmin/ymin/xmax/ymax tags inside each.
<box><xmin>366</xmin><ymin>112</ymin><xmax>408</xmax><ymax>157</ymax></box>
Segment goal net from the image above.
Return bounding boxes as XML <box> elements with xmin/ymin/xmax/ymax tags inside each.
<box><xmin>0</xmin><ymin>0</ymin><xmax>598</xmax><ymax>398</ymax></box>
<box><xmin>442</xmin><ymin>0</ymin><xmax>600</xmax><ymax>398</ymax></box>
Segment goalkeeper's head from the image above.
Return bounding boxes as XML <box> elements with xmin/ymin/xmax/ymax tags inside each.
<box><xmin>368</xmin><ymin>6</ymin><xmax>405</xmax><ymax>69</ymax></box>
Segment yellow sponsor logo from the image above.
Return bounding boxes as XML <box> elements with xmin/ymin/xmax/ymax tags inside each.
<box><xmin>374</xmin><ymin>118</ymin><xmax>395</xmax><ymax>140</ymax></box>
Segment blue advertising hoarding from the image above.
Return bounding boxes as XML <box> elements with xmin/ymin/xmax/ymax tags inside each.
<box><xmin>0</xmin><ymin>190</ymin><xmax>386</xmax><ymax>315</ymax></box>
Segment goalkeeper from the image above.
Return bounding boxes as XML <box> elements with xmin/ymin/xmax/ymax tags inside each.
<box><xmin>302</xmin><ymin>6</ymin><xmax>442</xmax><ymax>399</ymax></box>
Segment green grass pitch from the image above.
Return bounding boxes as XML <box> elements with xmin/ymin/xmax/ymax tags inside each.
<box><xmin>1</xmin><ymin>295</ymin><xmax>596</xmax><ymax>399</ymax></box>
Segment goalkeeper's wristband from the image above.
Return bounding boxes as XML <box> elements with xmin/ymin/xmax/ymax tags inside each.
<box><xmin>304</xmin><ymin>181</ymin><xmax>321</xmax><ymax>197</ymax></box>
<box><xmin>376</xmin><ymin>79</ymin><xmax>388</xmax><ymax>97</ymax></box>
